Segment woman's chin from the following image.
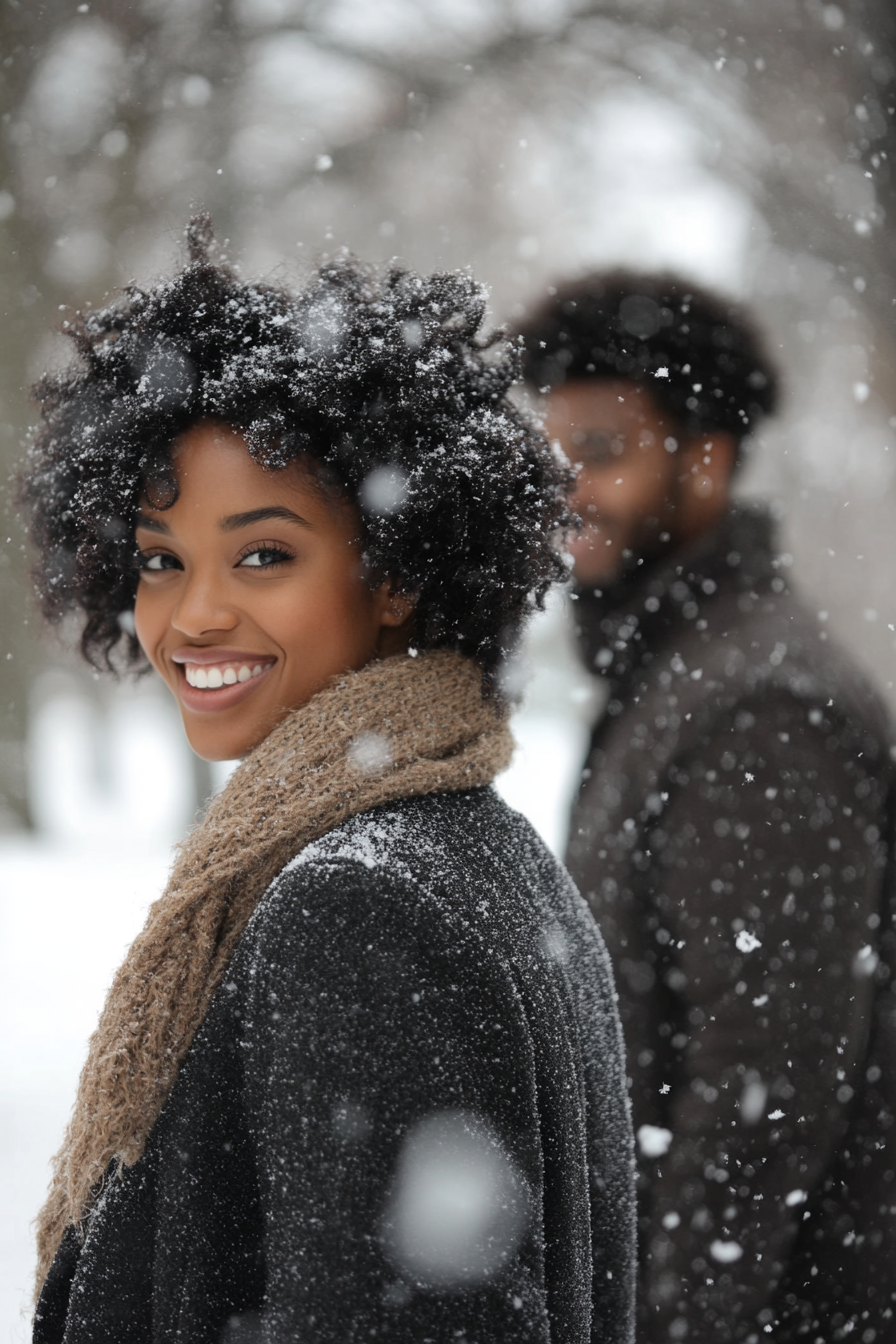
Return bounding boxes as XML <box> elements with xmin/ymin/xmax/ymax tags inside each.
<box><xmin>181</xmin><ymin>712</ymin><xmax>272</xmax><ymax>763</ymax></box>
<box><xmin>185</xmin><ymin>733</ymin><xmax>249</xmax><ymax>763</ymax></box>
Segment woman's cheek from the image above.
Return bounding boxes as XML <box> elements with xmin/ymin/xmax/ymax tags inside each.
<box><xmin>133</xmin><ymin>587</ymin><xmax>164</xmax><ymax>673</ymax></box>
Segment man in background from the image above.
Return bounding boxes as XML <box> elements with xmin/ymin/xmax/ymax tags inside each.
<box><xmin>519</xmin><ymin>274</ymin><xmax>896</xmax><ymax>1341</ymax></box>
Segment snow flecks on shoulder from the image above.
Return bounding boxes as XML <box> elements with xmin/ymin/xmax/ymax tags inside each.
<box><xmin>287</xmin><ymin>807</ymin><xmax>416</xmax><ymax>880</ymax></box>
<box><xmin>256</xmin><ymin>790</ymin><xmax>615</xmax><ymax>1007</ymax></box>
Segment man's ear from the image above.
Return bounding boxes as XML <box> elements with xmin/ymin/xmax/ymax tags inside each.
<box><xmin>679</xmin><ymin>431</ymin><xmax>737</xmax><ymax>519</ymax></box>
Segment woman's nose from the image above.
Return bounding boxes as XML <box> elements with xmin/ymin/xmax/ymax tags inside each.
<box><xmin>170</xmin><ymin>571</ymin><xmax>238</xmax><ymax>637</ymax></box>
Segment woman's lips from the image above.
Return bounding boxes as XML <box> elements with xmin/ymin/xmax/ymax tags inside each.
<box><xmin>172</xmin><ymin>653</ymin><xmax>276</xmax><ymax>714</ymax></box>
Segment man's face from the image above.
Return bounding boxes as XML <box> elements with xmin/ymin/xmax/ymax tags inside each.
<box><xmin>546</xmin><ymin>379</ymin><xmax>690</xmax><ymax>587</ymax></box>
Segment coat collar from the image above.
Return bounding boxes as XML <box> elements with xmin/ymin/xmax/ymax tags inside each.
<box><xmin>573</xmin><ymin>503</ymin><xmax>782</xmax><ymax>687</ymax></box>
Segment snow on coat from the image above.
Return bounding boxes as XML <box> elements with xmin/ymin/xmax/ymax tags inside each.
<box><xmin>35</xmin><ymin>787</ymin><xmax>635</xmax><ymax>1344</ymax></box>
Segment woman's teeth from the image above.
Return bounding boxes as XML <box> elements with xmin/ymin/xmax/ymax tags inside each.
<box><xmin>184</xmin><ymin>663</ymin><xmax>267</xmax><ymax>689</ymax></box>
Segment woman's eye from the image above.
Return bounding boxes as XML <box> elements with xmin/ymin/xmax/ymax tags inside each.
<box><xmin>238</xmin><ymin>546</ymin><xmax>293</xmax><ymax>569</ymax></box>
<box><xmin>139</xmin><ymin>552</ymin><xmax>180</xmax><ymax>572</ymax></box>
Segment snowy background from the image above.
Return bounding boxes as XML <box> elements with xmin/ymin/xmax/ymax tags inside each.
<box><xmin>4</xmin><ymin>0</ymin><xmax>896</xmax><ymax>1333</ymax></box>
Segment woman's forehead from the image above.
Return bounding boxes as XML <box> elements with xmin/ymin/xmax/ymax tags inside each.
<box><xmin>139</xmin><ymin>421</ymin><xmax>356</xmax><ymax>529</ymax></box>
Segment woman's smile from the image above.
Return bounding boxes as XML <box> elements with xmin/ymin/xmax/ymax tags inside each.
<box><xmin>134</xmin><ymin>421</ymin><xmax>411</xmax><ymax>761</ymax></box>
<box><xmin>172</xmin><ymin>648</ymin><xmax>276</xmax><ymax>712</ymax></box>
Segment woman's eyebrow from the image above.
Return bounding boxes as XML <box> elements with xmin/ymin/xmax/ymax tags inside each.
<box><xmin>221</xmin><ymin>506</ymin><xmax>310</xmax><ymax>532</ymax></box>
<box><xmin>136</xmin><ymin>514</ymin><xmax>170</xmax><ymax>534</ymax></box>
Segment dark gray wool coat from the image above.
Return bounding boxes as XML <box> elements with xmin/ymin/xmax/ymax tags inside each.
<box><xmin>35</xmin><ymin>787</ymin><xmax>636</xmax><ymax>1344</ymax></box>
<box><xmin>566</xmin><ymin>505</ymin><xmax>896</xmax><ymax>1343</ymax></box>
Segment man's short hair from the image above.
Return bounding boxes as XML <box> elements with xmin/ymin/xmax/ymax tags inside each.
<box><xmin>518</xmin><ymin>270</ymin><xmax>780</xmax><ymax>452</ymax></box>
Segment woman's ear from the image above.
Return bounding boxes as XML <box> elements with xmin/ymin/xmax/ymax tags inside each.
<box><xmin>372</xmin><ymin>579</ymin><xmax>416</xmax><ymax>657</ymax></box>
<box><xmin>376</xmin><ymin>579</ymin><xmax>416</xmax><ymax>629</ymax></box>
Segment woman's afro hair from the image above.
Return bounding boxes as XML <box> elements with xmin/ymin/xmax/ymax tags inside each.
<box><xmin>21</xmin><ymin>217</ymin><xmax>573</xmax><ymax>685</ymax></box>
<box><xmin>517</xmin><ymin>269</ymin><xmax>780</xmax><ymax>457</ymax></box>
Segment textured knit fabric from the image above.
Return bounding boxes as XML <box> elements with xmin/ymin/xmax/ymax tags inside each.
<box><xmin>35</xmin><ymin>650</ymin><xmax>514</xmax><ymax>1291</ymax></box>
<box><xmin>34</xmin><ymin>788</ymin><xmax>636</xmax><ymax>1344</ymax></box>
<box><xmin>566</xmin><ymin>504</ymin><xmax>896</xmax><ymax>1342</ymax></box>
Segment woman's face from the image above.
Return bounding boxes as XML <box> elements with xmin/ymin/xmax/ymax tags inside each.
<box><xmin>134</xmin><ymin>421</ymin><xmax>410</xmax><ymax>761</ymax></box>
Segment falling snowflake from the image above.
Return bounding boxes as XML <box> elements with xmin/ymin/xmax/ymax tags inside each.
<box><xmin>347</xmin><ymin>732</ymin><xmax>393</xmax><ymax>775</ymax></box>
<box><xmin>637</xmin><ymin>1124</ymin><xmax>673</xmax><ymax>1157</ymax></box>
<box><xmin>710</xmin><ymin>1240</ymin><xmax>743</xmax><ymax>1263</ymax></box>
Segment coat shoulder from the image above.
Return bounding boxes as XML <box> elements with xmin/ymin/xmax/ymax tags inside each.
<box><xmin>274</xmin><ymin>786</ymin><xmax>579</xmax><ymax>923</ymax></box>
<box><xmin>718</xmin><ymin>587</ymin><xmax>890</xmax><ymax>737</ymax></box>
<box><xmin>298</xmin><ymin>785</ymin><xmax>552</xmax><ymax>866</ymax></box>
<box><xmin>237</xmin><ymin>787</ymin><xmax>604</xmax><ymax>984</ymax></box>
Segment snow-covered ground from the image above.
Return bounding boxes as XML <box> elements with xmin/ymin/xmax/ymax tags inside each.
<box><xmin>0</xmin><ymin>843</ymin><xmax>173</xmax><ymax>1340</ymax></box>
<box><xmin>0</xmin><ymin>596</ymin><xmax>598</xmax><ymax>1339</ymax></box>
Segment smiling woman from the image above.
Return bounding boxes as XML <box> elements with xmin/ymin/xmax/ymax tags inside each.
<box><xmin>19</xmin><ymin>218</ymin><xmax>635</xmax><ymax>1344</ymax></box>
<box><xmin>134</xmin><ymin>422</ymin><xmax>412</xmax><ymax>761</ymax></box>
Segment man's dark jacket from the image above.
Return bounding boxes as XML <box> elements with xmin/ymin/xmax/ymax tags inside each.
<box><xmin>566</xmin><ymin>505</ymin><xmax>896</xmax><ymax>1342</ymax></box>
<box><xmin>35</xmin><ymin>787</ymin><xmax>635</xmax><ymax>1344</ymax></box>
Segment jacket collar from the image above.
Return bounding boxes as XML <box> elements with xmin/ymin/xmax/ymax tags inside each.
<box><xmin>574</xmin><ymin>503</ymin><xmax>782</xmax><ymax>687</ymax></box>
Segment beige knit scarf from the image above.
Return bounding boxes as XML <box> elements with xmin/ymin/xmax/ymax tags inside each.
<box><xmin>35</xmin><ymin>649</ymin><xmax>513</xmax><ymax>1292</ymax></box>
